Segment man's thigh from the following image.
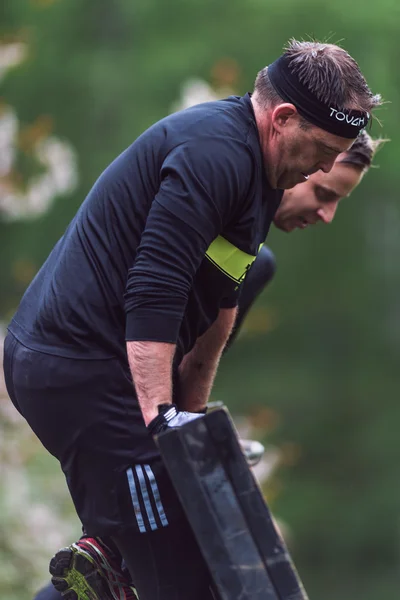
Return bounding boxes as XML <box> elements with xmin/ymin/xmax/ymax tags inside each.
<box><xmin>113</xmin><ymin>518</ymin><xmax>215</xmax><ymax>600</ymax></box>
<box><xmin>5</xmin><ymin>337</ymin><xmax>172</xmax><ymax>536</ymax></box>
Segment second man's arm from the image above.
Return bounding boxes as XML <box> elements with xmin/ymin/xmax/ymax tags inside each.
<box><xmin>177</xmin><ymin>306</ymin><xmax>238</xmax><ymax>413</ymax></box>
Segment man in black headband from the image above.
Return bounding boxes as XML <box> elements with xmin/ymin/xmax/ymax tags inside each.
<box><xmin>4</xmin><ymin>40</ymin><xmax>381</xmax><ymax>600</ymax></box>
<box><xmin>251</xmin><ymin>40</ymin><xmax>380</xmax><ymax>191</ymax></box>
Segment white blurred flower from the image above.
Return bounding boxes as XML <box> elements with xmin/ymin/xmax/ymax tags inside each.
<box><xmin>38</xmin><ymin>136</ymin><xmax>79</xmax><ymax>193</ymax></box>
<box><xmin>0</xmin><ymin>108</ymin><xmax>18</xmax><ymax>176</ymax></box>
<box><xmin>0</xmin><ymin>42</ymin><xmax>27</xmax><ymax>83</ymax></box>
<box><xmin>0</xmin><ymin>40</ymin><xmax>79</xmax><ymax>221</ymax></box>
<box><xmin>0</xmin><ymin>113</ymin><xmax>79</xmax><ymax>221</ymax></box>
<box><xmin>171</xmin><ymin>78</ymin><xmax>221</xmax><ymax>113</ymax></box>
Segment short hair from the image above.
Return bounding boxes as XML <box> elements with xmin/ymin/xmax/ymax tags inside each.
<box><xmin>254</xmin><ymin>39</ymin><xmax>382</xmax><ymax>116</ymax></box>
<box><xmin>339</xmin><ymin>130</ymin><xmax>387</xmax><ymax>172</ymax></box>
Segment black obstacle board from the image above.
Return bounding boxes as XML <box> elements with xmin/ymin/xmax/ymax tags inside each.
<box><xmin>156</xmin><ymin>408</ymin><xmax>308</xmax><ymax>600</ymax></box>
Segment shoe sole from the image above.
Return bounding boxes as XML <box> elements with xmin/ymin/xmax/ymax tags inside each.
<box><xmin>49</xmin><ymin>544</ymin><xmax>115</xmax><ymax>600</ymax></box>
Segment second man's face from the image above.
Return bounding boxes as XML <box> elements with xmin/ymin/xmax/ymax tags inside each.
<box><xmin>273</xmin><ymin>159</ymin><xmax>363</xmax><ymax>233</ymax></box>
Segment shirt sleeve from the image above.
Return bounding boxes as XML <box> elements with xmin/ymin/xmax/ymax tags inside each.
<box><xmin>124</xmin><ymin>138</ymin><xmax>253</xmax><ymax>343</ymax></box>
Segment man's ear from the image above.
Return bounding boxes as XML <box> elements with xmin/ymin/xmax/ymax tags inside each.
<box><xmin>271</xmin><ymin>103</ymin><xmax>298</xmax><ymax>132</ymax></box>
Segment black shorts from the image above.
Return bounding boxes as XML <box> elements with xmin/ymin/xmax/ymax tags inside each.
<box><xmin>3</xmin><ymin>332</ymin><xmax>185</xmax><ymax>536</ymax></box>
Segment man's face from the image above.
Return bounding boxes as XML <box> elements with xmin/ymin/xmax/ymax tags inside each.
<box><xmin>273</xmin><ymin>158</ymin><xmax>363</xmax><ymax>233</ymax></box>
<box><xmin>268</xmin><ymin>107</ymin><xmax>355</xmax><ymax>190</ymax></box>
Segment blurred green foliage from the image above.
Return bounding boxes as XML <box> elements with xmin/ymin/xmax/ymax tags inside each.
<box><xmin>1</xmin><ymin>0</ymin><xmax>399</xmax><ymax>598</ymax></box>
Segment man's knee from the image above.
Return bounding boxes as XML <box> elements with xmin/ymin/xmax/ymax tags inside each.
<box><xmin>33</xmin><ymin>583</ymin><xmax>62</xmax><ymax>600</ymax></box>
<box><xmin>256</xmin><ymin>245</ymin><xmax>277</xmax><ymax>285</ymax></box>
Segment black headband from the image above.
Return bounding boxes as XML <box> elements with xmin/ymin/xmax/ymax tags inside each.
<box><xmin>268</xmin><ymin>55</ymin><xmax>369</xmax><ymax>139</ymax></box>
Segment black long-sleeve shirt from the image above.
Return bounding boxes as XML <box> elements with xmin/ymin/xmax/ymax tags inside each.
<box><xmin>9</xmin><ymin>94</ymin><xmax>282</xmax><ymax>362</ymax></box>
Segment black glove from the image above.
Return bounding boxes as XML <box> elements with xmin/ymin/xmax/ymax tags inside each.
<box><xmin>147</xmin><ymin>403</ymin><xmax>204</xmax><ymax>435</ymax></box>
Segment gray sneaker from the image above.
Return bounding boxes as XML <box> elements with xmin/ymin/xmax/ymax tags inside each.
<box><xmin>239</xmin><ymin>439</ymin><xmax>265</xmax><ymax>467</ymax></box>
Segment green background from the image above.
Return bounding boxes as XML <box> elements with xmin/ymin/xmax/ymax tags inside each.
<box><xmin>1</xmin><ymin>1</ymin><xmax>399</xmax><ymax>598</ymax></box>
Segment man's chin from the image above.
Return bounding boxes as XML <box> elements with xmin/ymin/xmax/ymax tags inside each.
<box><xmin>277</xmin><ymin>172</ymin><xmax>305</xmax><ymax>190</ymax></box>
<box><xmin>273</xmin><ymin>220</ymin><xmax>294</xmax><ymax>233</ymax></box>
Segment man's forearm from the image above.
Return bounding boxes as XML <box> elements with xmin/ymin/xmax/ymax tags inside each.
<box><xmin>126</xmin><ymin>340</ymin><xmax>175</xmax><ymax>426</ymax></box>
<box><xmin>178</xmin><ymin>307</ymin><xmax>238</xmax><ymax>412</ymax></box>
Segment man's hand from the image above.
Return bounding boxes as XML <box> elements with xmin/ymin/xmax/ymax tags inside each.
<box><xmin>147</xmin><ymin>404</ymin><xmax>204</xmax><ymax>435</ymax></box>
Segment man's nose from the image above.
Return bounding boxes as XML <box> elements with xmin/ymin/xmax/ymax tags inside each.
<box><xmin>318</xmin><ymin>156</ymin><xmax>336</xmax><ymax>174</ymax></box>
<box><xmin>317</xmin><ymin>202</ymin><xmax>338</xmax><ymax>224</ymax></box>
